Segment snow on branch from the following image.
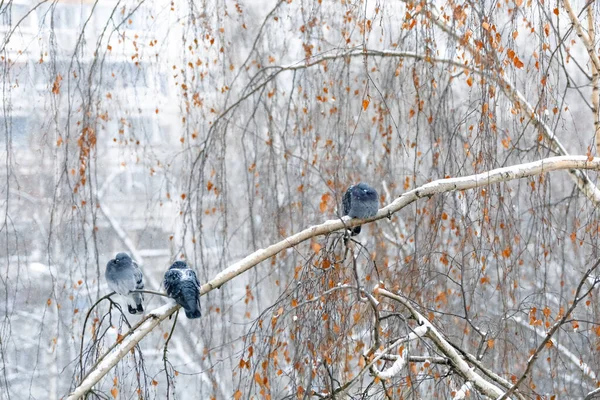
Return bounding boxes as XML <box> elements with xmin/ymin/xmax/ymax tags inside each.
<box><xmin>68</xmin><ymin>156</ymin><xmax>600</xmax><ymax>399</ymax></box>
<box><xmin>498</xmin><ymin>258</ymin><xmax>600</xmax><ymax>400</ymax></box>
<box><xmin>375</xmin><ymin>288</ymin><xmax>507</xmax><ymax>399</ymax></box>
<box><xmin>413</xmin><ymin>1</ymin><xmax>600</xmax><ymax>206</ymax></box>
<box><xmin>452</xmin><ymin>381</ymin><xmax>473</xmax><ymax>400</ymax></box>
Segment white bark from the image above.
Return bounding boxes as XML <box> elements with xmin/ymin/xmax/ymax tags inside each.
<box><xmin>376</xmin><ymin>288</ymin><xmax>507</xmax><ymax>398</ymax></box>
<box><xmin>372</xmin><ymin>350</ymin><xmax>407</xmax><ymax>380</ymax></box>
<box><xmin>68</xmin><ymin>156</ymin><xmax>600</xmax><ymax>399</ymax></box>
<box><xmin>452</xmin><ymin>381</ymin><xmax>473</xmax><ymax>400</ymax></box>
<box><xmin>371</xmin><ymin>325</ymin><xmax>428</xmax><ymax>381</ymax></box>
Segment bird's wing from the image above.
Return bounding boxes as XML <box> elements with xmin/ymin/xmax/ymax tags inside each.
<box><xmin>132</xmin><ymin>262</ymin><xmax>144</xmax><ymax>290</ymax></box>
<box><xmin>164</xmin><ymin>269</ymin><xmax>182</xmax><ymax>296</ymax></box>
<box><xmin>342</xmin><ymin>186</ymin><xmax>353</xmax><ymax>216</ymax></box>
<box><xmin>193</xmin><ymin>270</ymin><xmax>201</xmax><ymax>288</ymax></box>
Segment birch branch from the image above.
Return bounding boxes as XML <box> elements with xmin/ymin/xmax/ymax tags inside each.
<box><xmin>452</xmin><ymin>381</ymin><xmax>473</xmax><ymax>400</ymax></box>
<box><xmin>564</xmin><ymin>0</ymin><xmax>600</xmax><ymax>154</ymax></box>
<box><xmin>587</xmin><ymin>5</ymin><xmax>600</xmax><ymax>156</ymax></box>
<box><xmin>204</xmin><ymin>39</ymin><xmax>600</xmax><ymax>205</ymax></box>
<box><xmin>376</xmin><ymin>288</ymin><xmax>507</xmax><ymax>398</ymax></box>
<box><xmin>563</xmin><ymin>0</ymin><xmax>600</xmax><ymax>72</ymax></box>
<box><xmin>417</xmin><ymin>2</ymin><xmax>600</xmax><ymax>205</ymax></box>
<box><xmin>497</xmin><ymin>258</ymin><xmax>600</xmax><ymax>400</ymax></box>
<box><xmin>512</xmin><ymin>315</ymin><xmax>597</xmax><ymax>384</ymax></box>
<box><xmin>67</xmin><ymin>156</ymin><xmax>600</xmax><ymax>399</ymax></box>
<box><xmin>586</xmin><ymin>386</ymin><xmax>600</xmax><ymax>400</ymax></box>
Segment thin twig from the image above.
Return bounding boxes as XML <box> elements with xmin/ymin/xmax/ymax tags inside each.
<box><xmin>498</xmin><ymin>258</ymin><xmax>600</xmax><ymax>400</ymax></box>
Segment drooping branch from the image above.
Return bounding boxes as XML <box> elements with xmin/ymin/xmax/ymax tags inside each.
<box><xmin>416</xmin><ymin>1</ymin><xmax>600</xmax><ymax>205</ymax></box>
<box><xmin>563</xmin><ymin>0</ymin><xmax>600</xmax><ymax>154</ymax></box>
<box><xmin>215</xmin><ymin>40</ymin><xmax>600</xmax><ymax>206</ymax></box>
<box><xmin>67</xmin><ymin>156</ymin><xmax>600</xmax><ymax>399</ymax></box>
<box><xmin>498</xmin><ymin>258</ymin><xmax>600</xmax><ymax>400</ymax></box>
<box><xmin>512</xmin><ymin>315</ymin><xmax>596</xmax><ymax>384</ymax></box>
<box><xmin>376</xmin><ymin>288</ymin><xmax>507</xmax><ymax>399</ymax></box>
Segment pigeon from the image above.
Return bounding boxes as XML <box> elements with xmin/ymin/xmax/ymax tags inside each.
<box><xmin>342</xmin><ymin>182</ymin><xmax>379</xmax><ymax>235</ymax></box>
<box><xmin>105</xmin><ymin>252</ymin><xmax>145</xmax><ymax>314</ymax></box>
<box><xmin>163</xmin><ymin>261</ymin><xmax>202</xmax><ymax>319</ymax></box>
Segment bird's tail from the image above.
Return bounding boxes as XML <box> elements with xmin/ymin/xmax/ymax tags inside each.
<box><xmin>182</xmin><ymin>295</ymin><xmax>201</xmax><ymax>319</ymax></box>
<box><xmin>127</xmin><ymin>292</ymin><xmax>144</xmax><ymax>314</ymax></box>
<box><xmin>184</xmin><ymin>306</ymin><xmax>202</xmax><ymax>319</ymax></box>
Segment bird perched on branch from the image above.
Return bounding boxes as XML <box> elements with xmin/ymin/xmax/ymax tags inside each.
<box><xmin>105</xmin><ymin>252</ymin><xmax>145</xmax><ymax>314</ymax></box>
<box><xmin>342</xmin><ymin>182</ymin><xmax>379</xmax><ymax>235</ymax></box>
<box><xmin>163</xmin><ymin>261</ymin><xmax>202</xmax><ymax>319</ymax></box>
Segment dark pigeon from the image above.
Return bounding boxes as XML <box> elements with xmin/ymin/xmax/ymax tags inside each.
<box><xmin>163</xmin><ymin>261</ymin><xmax>202</xmax><ymax>319</ymax></box>
<box><xmin>105</xmin><ymin>252</ymin><xmax>145</xmax><ymax>314</ymax></box>
<box><xmin>342</xmin><ymin>182</ymin><xmax>379</xmax><ymax>235</ymax></box>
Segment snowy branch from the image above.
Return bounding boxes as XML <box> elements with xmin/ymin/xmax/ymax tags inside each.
<box><xmin>452</xmin><ymin>381</ymin><xmax>473</xmax><ymax>400</ymax></box>
<box><xmin>376</xmin><ymin>288</ymin><xmax>507</xmax><ymax>399</ymax></box>
<box><xmin>67</xmin><ymin>156</ymin><xmax>600</xmax><ymax>399</ymax></box>
<box><xmin>498</xmin><ymin>258</ymin><xmax>600</xmax><ymax>400</ymax></box>
<box><xmin>370</xmin><ymin>326</ymin><xmax>428</xmax><ymax>380</ymax></box>
<box><xmin>416</xmin><ymin>1</ymin><xmax>600</xmax><ymax>205</ymax></box>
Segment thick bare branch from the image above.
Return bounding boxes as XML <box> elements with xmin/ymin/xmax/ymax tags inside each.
<box><xmin>67</xmin><ymin>156</ymin><xmax>600</xmax><ymax>399</ymax></box>
<box><xmin>418</xmin><ymin>2</ymin><xmax>600</xmax><ymax>205</ymax></box>
<box><xmin>498</xmin><ymin>258</ymin><xmax>600</xmax><ymax>400</ymax></box>
<box><xmin>376</xmin><ymin>288</ymin><xmax>506</xmax><ymax>398</ymax></box>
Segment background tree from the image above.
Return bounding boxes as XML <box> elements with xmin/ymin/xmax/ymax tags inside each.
<box><xmin>2</xmin><ymin>0</ymin><xmax>600</xmax><ymax>399</ymax></box>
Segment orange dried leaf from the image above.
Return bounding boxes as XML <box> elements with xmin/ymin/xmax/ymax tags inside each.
<box><xmin>52</xmin><ymin>74</ymin><xmax>63</xmax><ymax>95</ymax></box>
<box><xmin>319</xmin><ymin>201</ymin><xmax>327</xmax><ymax>213</ymax></box>
<box><xmin>311</xmin><ymin>242</ymin><xmax>321</xmax><ymax>253</ymax></box>
<box><xmin>362</xmin><ymin>99</ymin><xmax>370</xmax><ymax>110</ymax></box>
<box><xmin>543</xmin><ymin>307</ymin><xmax>551</xmax><ymax>318</ymax></box>
<box><xmin>513</xmin><ymin>57</ymin><xmax>524</xmax><ymax>69</ymax></box>
<box><xmin>111</xmin><ymin>387</ymin><xmax>118</xmax><ymax>399</ymax></box>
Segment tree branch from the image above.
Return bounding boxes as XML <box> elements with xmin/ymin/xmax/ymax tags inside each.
<box><xmin>67</xmin><ymin>156</ymin><xmax>600</xmax><ymax>399</ymax></box>
<box><xmin>512</xmin><ymin>315</ymin><xmax>596</xmax><ymax>384</ymax></box>
<box><xmin>376</xmin><ymin>288</ymin><xmax>506</xmax><ymax>398</ymax></box>
<box><xmin>498</xmin><ymin>258</ymin><xmax>600</xmax><ymax>400</ymax></box>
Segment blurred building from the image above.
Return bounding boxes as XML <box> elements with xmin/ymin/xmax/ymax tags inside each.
<box><xmin>1</xmin><ymin>0</ymin><xmax>182</xmax><ymax>258</ymax></box>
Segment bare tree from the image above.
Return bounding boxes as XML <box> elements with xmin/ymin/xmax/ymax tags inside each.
<box><xmin>2</xmin><ymin>0</ymin><xmax>600</xmax><ymax>399</ymax></box>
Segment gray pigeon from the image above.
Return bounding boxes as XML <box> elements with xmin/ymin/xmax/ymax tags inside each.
<box><xmin>105</xmin><ymin>252</ymin><xmax>145</xmax><ymax>314</ymax></box>
<box><xmin>342</xmin><ymin>182</ymin><xmax>379</xmax><ymax>235</ymax></box>
<box><xmin>163</xmin><ymin>261</ymin><xmax>201</xmax><ymax>319</ymax></box>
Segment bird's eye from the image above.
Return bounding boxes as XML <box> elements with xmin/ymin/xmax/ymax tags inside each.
<box><xmin>363</xmin><ymin>189</ymin><xmax>368</xmax><ymax>193</ymax></box>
